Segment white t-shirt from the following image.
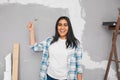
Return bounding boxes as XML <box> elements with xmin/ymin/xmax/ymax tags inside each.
<box><xmin>47</xmin><ymin>38</ymin><xmax>68</xmax><ymax>79</ymax></box>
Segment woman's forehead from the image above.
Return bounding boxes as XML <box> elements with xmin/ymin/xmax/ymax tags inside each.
<box><xmin>58</xmin><ymin>19</ymin><xmax>67</xmax><ymax>23</ymax></box>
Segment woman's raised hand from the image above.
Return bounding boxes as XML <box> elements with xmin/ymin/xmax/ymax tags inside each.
<box><xmin>27</xmin><ymin>22</ymin><xmax>34</xmax><ymax>32</ymax></box>
<box><xmin>27</xmin><ymin>21</ymin><xmax>36</xmax><ymax>45</ymax></box>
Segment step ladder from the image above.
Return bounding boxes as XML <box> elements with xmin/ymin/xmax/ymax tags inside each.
<box><xmin>104</xmin><ymin>9</ymin><xmax>120</xmax><ymax>80</ymax></box>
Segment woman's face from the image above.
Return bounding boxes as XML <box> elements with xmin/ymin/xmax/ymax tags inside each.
<box><xmin>57</xmin><ymin>19</ymin><xmax>68</xmax><ymax>39</ymax></box>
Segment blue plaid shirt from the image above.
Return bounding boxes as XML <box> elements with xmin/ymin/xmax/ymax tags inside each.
<box><xmin>31</xmin><ymin>37</ymin><xmax>83</xmax><ymax>80</ymax></box>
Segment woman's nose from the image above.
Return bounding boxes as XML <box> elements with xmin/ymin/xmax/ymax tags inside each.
<box><xmin>61</xmin><ymin>25</ymin><xmax>65</xmax><ymax>29</ymax></box>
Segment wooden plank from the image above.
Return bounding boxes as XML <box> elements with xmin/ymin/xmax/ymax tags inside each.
<box><xmin>12</xmin><ymin>43</ymin><xmax>20</xmax><ymax>80</ymax></box>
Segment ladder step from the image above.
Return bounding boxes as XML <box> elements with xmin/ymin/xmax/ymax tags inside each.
<box><xmin>112</xmin><ymin>60</ymin><xmax>120</xmax><ymax>62</ymax></box>
<box><xmin>108</xmin><ymin>26</ymin><xmax>120</xmax><ymax>30</ymax></box>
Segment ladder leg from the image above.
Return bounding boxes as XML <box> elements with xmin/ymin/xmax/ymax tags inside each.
<box><xmin>104</xmin><ymin>46</ymin><xmax>114</xmax><ymax>80</ymax></box>
<box><xmin>114</xmin><ymin>45</ymin><xmax>120</xmax><ymax>79</ymax></box>
<box><xmin>104</xmin><ymin>33</ymin><xmax>116</xmax><ymax>80</ymax></box>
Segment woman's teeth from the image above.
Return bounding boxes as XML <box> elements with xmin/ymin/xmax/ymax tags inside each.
<box><xmin>60</xmin><ymin>30</ymin><xmax>65</xmax><ymax>32</ymax></box>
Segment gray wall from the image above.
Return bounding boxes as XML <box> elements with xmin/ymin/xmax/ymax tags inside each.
<box><xmin>81</xmin><ymin>0</ymin><xmax>120</xmax><ymax>80</ymax></box>
<box><xmin>82</xmin><ymin>0</ymin><xmax>120</xmax><ymax>60</ymax></box>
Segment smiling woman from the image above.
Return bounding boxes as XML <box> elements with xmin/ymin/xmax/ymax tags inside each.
<box><xmin>57</xmin><ymin>19</ymin><xmax>68</xmax><ymax>39</ymax></box>
<box><xmin>27</xmin><ymin>16</ymin><xmax>83</xmax><ymax>80</ymax></box>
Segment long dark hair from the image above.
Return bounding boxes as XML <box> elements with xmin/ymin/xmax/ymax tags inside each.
<box><xmin>50</xmin><ymin>16</ymin><xmax>80</xmax><ymax>49</ymax></box>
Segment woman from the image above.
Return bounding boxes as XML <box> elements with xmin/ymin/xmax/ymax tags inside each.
<box><xmin>27</xmin><ymin>16</ymin><xmax>83</xmax><ymax>80</ymax></box>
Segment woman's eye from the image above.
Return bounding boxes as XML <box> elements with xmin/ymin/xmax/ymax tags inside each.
<box><xmin>58</xmin><ymin>23</ymin><xmax>62</xmax><ymax>26</ymax></box>
<box><xmin>64</xmin><ymin>23</ymin><xmax>68</xmax><ymax>26</ymax></box>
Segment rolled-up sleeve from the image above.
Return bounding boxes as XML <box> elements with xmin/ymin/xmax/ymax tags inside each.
<box><xmin>30</xmin><ymin>40</ymin><xmax>46</xmax><ymax>52</ymax></box>
<box><xmin>76</xmin><ymin>46</ymin><xmax>83</xmax><ymax>74</ymax></box>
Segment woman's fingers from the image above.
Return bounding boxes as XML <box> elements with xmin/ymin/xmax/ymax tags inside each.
<box><xmin>27</xmin><ymin>21</ymin><xmax>34</xmax><ymax>31</ymax></box>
